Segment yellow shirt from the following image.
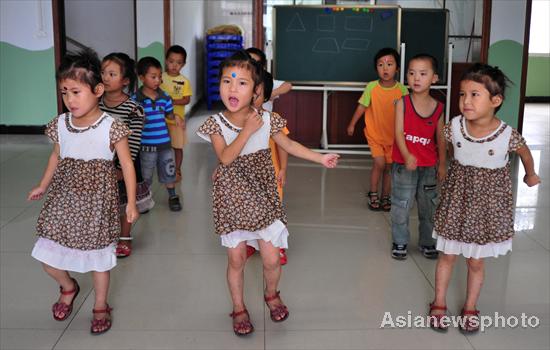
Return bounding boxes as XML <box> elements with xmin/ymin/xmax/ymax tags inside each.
<box><xmin>161</xmin><ymin>72</ymin><xmax>192</xmax><ymax>124</ymax></box>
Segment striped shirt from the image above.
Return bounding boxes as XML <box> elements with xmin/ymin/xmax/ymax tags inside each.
<box><xmin>132</xmin><ymin>88</ymin><xmax>174</xmax><ymax>149</ymax></box>
<box><xmin>99</xmin><ymin>97</ymin><xmax>144</xmax><ymax>161</ymax></box>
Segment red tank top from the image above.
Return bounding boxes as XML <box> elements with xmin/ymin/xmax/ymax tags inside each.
<box><xmin>392</xmin><ymin>95</ymin><xmax>443</xmax><ymax>166</ymax></box>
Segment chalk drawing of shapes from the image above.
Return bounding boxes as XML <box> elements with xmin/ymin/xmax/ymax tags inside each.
<box><xmin>344</xmin><ymin>16</ymin><xmax>373</xmax><ymax>32</ymax></box>
<box><xmin>287</xmin><ymin>13</ymin><xmax>306</xmax><ymax>32</ymax></box>
<box><xmin>317</xmin><ymin>15</ymin><xmax>335</xmax><ymax>32</ymax></box>
<box><xmin>312</xmin><ymin>38</ymin><xmax>340</xmax><ymax>53</ymax></box>
<box><xmin>342</xmin><ymin>38</ymin><xmax>371</xmax><ymax>51</ymax></box>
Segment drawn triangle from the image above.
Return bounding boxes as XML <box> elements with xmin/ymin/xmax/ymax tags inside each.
<box><xmin>287</xmin><ymin>13</ymin><xmax>306</xmax><ymax>32</ymax></box>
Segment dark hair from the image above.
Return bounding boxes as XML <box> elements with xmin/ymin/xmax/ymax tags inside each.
<box><xmin>409</xmin><ymin>53</ymin><xmax>438</xmax><ymax>72</ymax></box>
<box><xmin>102</xmin><ymin>52</ymin><xmax>137</xmax><ymax>92</ymax></box>
<box><xmin>261</xmin><ymin>70</ymin><xmax>274</xmax><ymax>102</ymax></box>
<box><xmin>245</xmin><ymin>47</ymin><xmax>267</xmax><ymax>68</ymax></box>
<box><xmin>374</xmin><ymin>47</ymin><xmax>400</xmax><ymax>69</ymax></box>
<box><xmin>218</xmin><ymin>50</ymin><xmax>262</xmax><ymax>88</ymax></box>
<box><xmin>166</xmin><ymin>45</ymin><xmax>187</xmax><ymax>61</ymax></box>
<box><xmin>461</xmin><ymin>63</ymin><xmax>510</xmax><ymax>112</ymax></box>
<box><xmin>56</xmin><ymin>48</ymin><xmax>102</xmax><ymax>90</ymax></box>
<box><xmin>137</xmin><ymin>56</ymin><xmax>162</xmax><ymax>76</ymax></box>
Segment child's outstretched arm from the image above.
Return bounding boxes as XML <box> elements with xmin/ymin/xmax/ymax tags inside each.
<box><xmin>211</xmin><ymin>108</ymin><xmax>263</xmax><ymax>166</ymax></box>
<box><xmin>436</xmin><ymin>116</ymin><xmax>447</xmax><ymax>182</ymax></box>
<box><xmin>115</xmin><ymin>138</ymin><xmax>139</xmax><ymax>223</ymax></box>
<box><xmin>271</xmin><ymin>82</ymin><xmax>292</xmax><ymax>100</ymax></box>
<box><xmin>28</xmin><ymin>144</ymin><xmax>60</xmax><ymax>201</ymax></box>
<box><xmin>394</xmin><ymin>99</ymin><xmax>417</xmax><ymax>170</ymax></box>
<box><xmin>347</xmin><ymin>104</ymin><xmax>366</xmax><ymax>136</ymax></box>
<box><xmin>272</xmin><ymin>132</ymin><xmax>339</xmax><ymax>168</ymax></box>
<box><xmin>516</xmin><ymin>145</ymin><xmax>541</xmax><ymax>187</ymax></box>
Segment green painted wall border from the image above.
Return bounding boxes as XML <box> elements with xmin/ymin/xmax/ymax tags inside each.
<box><xmin>526</xmin><ymin>55</ymin><xmax>550</xmax><ymax>97</ymax></box>
<box><xmin>0</xmin><ymin>42</ymin><xmax>57</xmax><ymax>126</ymax></box>
<box><xmin>138</xmin><ymin>41</ymin><xmax>165</xmax><ymax>69</ymax></box>
<box><xmin>488</xmin><ymin>40</ymin><xmax>523</xmax><ymax>129</ymax></box>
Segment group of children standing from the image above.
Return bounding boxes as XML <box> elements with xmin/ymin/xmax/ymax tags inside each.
<box><xmin>26</xmin><ymin>42</ymin><xmax>540</xmax><ymax>337</ymax></box>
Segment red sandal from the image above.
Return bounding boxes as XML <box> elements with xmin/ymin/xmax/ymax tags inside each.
<box><xmin>229</xmin><ymin>308</ymin><xmax>254</xmax><ymax>336</ymax></box>
<box><xmin>264</xmin><ymin>291</ymin><xmax>289</xmax><ymax>322</ymax></box>
<box><xmin>116</xmin><ymin>236</ymin><xmax>133</xmax><ymax>258</ymax></box>
<box><xmin>459</xmin><ymin>308</ymin><xmax>480</xmax><ymax>333</ymax></box>
<box><xmin>428</xmin><ymin>303</ymin><xmax>449</xmax><ymax>332</ymax></box>
<box><xmin>52</xmin><ymin>277</ymin><xmax>80</xmax><ymax>321</ymax></box>
<box><xmin>91</xmin><ymin>304</ymin><xmax>113</xmax><ymax>335</ymax></box>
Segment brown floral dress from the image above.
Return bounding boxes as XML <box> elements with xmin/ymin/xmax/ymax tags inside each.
<box><xmin>197</xmin><ymin>112</ymin><xmax>289</xmax><ymax>248</ymax></box>
<box><xmin>31</xmin><ymin>113</ymin><xmax>130</xmax><ymax>272</ymax></box>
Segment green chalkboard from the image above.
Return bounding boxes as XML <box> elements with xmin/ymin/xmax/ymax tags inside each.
<box><xmin>273</xmin><ymin>6</ymin><xmax>400</xmax><ymax>84</ymax></box>
<box><xmin>401</xmin><ymin>8</ymin><xmax>449</xmax><ymax>84</ymax></box>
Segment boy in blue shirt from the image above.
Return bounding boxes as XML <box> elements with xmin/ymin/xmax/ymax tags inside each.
<box><xmin>133</xmin><ymin>57</ymin><xmax>181</xmax><ymax>211</ymax></box>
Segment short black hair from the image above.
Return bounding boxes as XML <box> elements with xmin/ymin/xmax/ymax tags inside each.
<box><xmin>137</xmin><ymin>56</ymin><xmax>162</xmax><ymax>76</ymax></box>
<box><xmin>261</xmin><ymin>70</ymin><xmax>274</xmax><ymax>102</ymax></box>
<box><xmin>102</xmin><ymin>52</ymin><xmax>137</xmax><ymax>92</ymax></box>
<box><xmin>57</xmin><ymin>48</ymin><xmax>102</xmax><ymax>90</ymax></box>
<box><xmin>245</xmin><ymin>47</ymin><xmax>267</xmax><ymax>68</ymax></box>
<box><xmin>409</xmin><ymin>53</ymin><xmax>438</xmax><ymax>72</ymax></box>
<box><xmin>219</xmin><ymin>50</ymin><xmax>263</xmax><ymax>89</ymax></box>
<box><xmin>166</xmin><ymin>45</ymin><xmax>187</xmax><ymax>61</ymax></box>
<box><xmin>461</xmin><ymin>63</ymin><xmax>511</xmax><ymax>112</ymax></box>
<box><xmin>374</xmin><ymin>47</ymin><xmax>400</xmax><ymax>69</ymax></box>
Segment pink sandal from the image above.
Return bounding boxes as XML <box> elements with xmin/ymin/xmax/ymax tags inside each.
<box><xmin>91</xmin><ymin>304</ymin><xmax>113</xmax><ymax>335</ymax></box>
<box><xmin>52</xmin><ymin>278</ymin><xmax>80</xmax><ymax>321</ymax></box>
<box><xmin>229</xmin><ymin>308</ymin><xmax>254</xmax><ymax>336</ymax></box>
<box><xmin>264</xmin><ymin>291</ymin><xmax>289</xmax><ymax>322</ymax></box>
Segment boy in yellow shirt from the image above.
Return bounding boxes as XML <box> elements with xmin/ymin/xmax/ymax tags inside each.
<box><xmin>161</xmin><ymin>45</ymin><xmax>193</xmax><ymax>182</ymax></box>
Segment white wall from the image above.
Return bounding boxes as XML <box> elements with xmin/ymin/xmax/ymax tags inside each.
<box><xmin>65</xmin><ymin>0</ymin><xmax>135</xmax><ymax>58</ymax></box>
<box><xmin>1</xmin><ymin>0</ymin><xmax>54</xmax><ymax>50</ymax></box>
<box><xmin>172</xmin><ymin>0</ymin><xmax>206</xmax><ymax>108</ymax></box>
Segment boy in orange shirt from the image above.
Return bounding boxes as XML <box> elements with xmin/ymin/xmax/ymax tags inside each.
<box><xmin>347</xmin><ymin>48</ymin><xmax>408</xmax><ymax>211</ymax></box>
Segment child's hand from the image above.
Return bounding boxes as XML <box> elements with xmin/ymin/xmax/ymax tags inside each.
<box><xmin>243</xmin><ymin>108</ymin><xmax>263</xmax><ymax>134</ymax></box>
<box><xmin>175</xmin><ymin>117</ymin><xmax>184</xmax><ymax>129</ymax></box>
<box><xmin>321</xmin><ymin>153</ymin><xmax>339</xmax><ymax>168</ymax></box>
<box><xmin>27</xmin><ymin>185</ymin><xmax>46</xmax><ymax>201</ymax></box>
<box><xmin>346</xmin><ymin>123</ymin><xmax>355</xmax><ymax>136</ymax></box>
<box><xmin>523</xmin><ymin>173</ymin><xmax>541</xmax><ymax>187</ymax></box>
<box><xmin>437</xmin><ymin>163</ymin><xmax>447</xmax><ymax>182</ymax></box>
<box><xmin>405</xmin><ymin>154</ymin><xmax>417</xmax><ymax>171</ymax></box>
<box><xmin>126</xmin><ymin>204</ymin><xmax>139</xmax><ymax>223</ymax></box>
<box><xmin>277</xmin><ymin>169</ymin><xmax>287</xmax><ymax>187</ymax></box>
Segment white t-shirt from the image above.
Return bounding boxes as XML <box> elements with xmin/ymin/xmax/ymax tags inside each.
<box><xmin>262</xmin><ymin>79</ymin><xmax>285</xmax><ymax>112</ymax></box>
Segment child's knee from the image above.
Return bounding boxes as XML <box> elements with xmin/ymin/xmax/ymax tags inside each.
<box><xmin>439</xmin><ymin>253</ymin><xmax>458</xmax><ymax>264</ymax></box>
<box><xmin>262</xmin><ymin>253</ymin><xmax>280</xmax><ymax>271</ymax></box>
<box><xmin>467</xmin><ymin>258</ymin><xmax>484</xmax><ymax>272</ymax></box>
<box><xmin>228</xmin><ymin>253</ymin><xmax>246</xmax><ymax>270</ymax></box>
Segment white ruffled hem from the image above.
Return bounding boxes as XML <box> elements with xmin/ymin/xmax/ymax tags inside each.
<box><xmin>221</xmin><ymin>219</ymin><xmax>289</xmax><ymax>250</ymax></box>
<box><xmin>433</xmin><ymin>231</ymin><xmax>512</xmax><ymax>259</ymax></box>
<box><xmin>31</xmin><ymin>238</ymin><xmax>117</xmax><ymax>273</ymax></box>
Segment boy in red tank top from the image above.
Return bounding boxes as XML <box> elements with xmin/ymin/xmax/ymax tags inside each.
<box><xmin>390</xmin><ymin>54</ymin><xmax>446</xmax><ymax>260</ymax></box>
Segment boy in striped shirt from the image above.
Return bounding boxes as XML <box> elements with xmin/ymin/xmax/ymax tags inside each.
<box><xmin>133</xmin><ymin>57</ymin><xmax>182</xmax><ymax>211</ymax></box>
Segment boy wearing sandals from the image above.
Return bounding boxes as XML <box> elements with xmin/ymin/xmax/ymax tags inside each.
<box><xmin>347</xmin><ymin>48</ymin><xmax>408</xmax><ymax>211</ymax></box>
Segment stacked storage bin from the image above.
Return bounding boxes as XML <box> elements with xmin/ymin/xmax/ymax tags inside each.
<box><xmin>205</xmin><ymin>34</ymin><xmax>243</xmax><ymax>109</ymax></box>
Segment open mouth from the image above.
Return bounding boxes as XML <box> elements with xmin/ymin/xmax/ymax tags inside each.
<box><xmin>228</xmin><ymin>96</ymin><xmax>239</xmax><ymax>108</ymax></box>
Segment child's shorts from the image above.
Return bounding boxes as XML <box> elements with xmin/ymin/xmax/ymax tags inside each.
<box><xmin>367</xmin><ymin>138</ymin><xmax>393</xmax><ymax>164</ymax></box>
<box><xmin>167</xmin><ymin>121</ymin><xmax>187</xmax><ymax>149</ymax></box>
<box><xmin>140</xmin><ymin>147</ymin><xmax>177</xmax><ymax>184</ymax></box>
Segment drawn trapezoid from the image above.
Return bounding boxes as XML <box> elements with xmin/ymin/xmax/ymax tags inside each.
<box><xmin>312</xmin><ymin>38</ymin><xmax>340</xmax><ymax>54</ymax></box>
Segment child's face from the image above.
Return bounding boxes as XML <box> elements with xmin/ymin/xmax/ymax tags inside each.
<box><xmin>139</xmin><ymin>66</ymin><xmax>162</xmax><ymax>91</ymax></box>
<box><xmin>376</xmin><ymin>54</ymin><xmax>398</xmax><ymax>83</ymax></box>
<box><xmin>220</xmin><ymin>66</ymin><xmax>255</xmax><ymax>113</ymax></box>
<box><xmin>60</xmin><ymin>78</ymin><xmax>103</xmax><ymax>118</ymax></box>
<box><xmin>101</xmin><ymin>60</ymin><xmax>128</xmax><ymax>93</ymax></box>
<box><xmin>459</xmin><ymin>80</ymin><xmax>502</xmax><ymax>121</ymax></box>
<box><xmin>165</xmin><ymin>52</ymin><xmax>185</xmax><ymax>76</ymax></box>
<box><xmin>406</xmin><ymin>59</ymin><xmax>438</xmax><ymax>93</ymax></box>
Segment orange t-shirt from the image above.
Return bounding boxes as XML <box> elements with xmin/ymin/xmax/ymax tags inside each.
<box><xmin>270</xmin><ymin>126</ymin><xmax>290</xmax><ymax>200</ymax></box>
<box><xmin>358</xmin><ymin>80</ymin><xmax>408</xmax><ymax>146</ymax></box>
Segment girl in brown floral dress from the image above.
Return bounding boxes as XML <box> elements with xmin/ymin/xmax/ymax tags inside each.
<box><xmin>28</xmin><ymin>49</ymin><xmax>138</xmax><ymax>335</ymax></box>
<box><xmin>197</xmin><ymin>51</ymin><xmax>339</xmax><ymax>336</ymax></box>
<box><xmin>428</xmin><ymin>64</ymin><xmax>540</xmax><ymax>333</ymax></box>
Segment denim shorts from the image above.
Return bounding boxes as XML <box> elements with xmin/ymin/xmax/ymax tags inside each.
<box><xmin>140</xmin><ymin>147</ymin><xmax>176</xmax><ymax>184</ymax></box>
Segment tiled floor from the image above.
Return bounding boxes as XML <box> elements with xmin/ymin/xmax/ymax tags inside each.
<box><xmin>1</xmin><ymin>104</ymin><xmax>548</xmax><ymax>350</ymax></box>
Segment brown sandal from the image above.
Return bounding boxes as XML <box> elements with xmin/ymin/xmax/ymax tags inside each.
<box><xmin>91</xmin><ymin>304</ymin><xmax>113</xmax><ymax>335</ymax></box>
<box><xmin>52</xmin><ymin>277</ymin><xmax>80</xmax><ymax>321</ymax></box>
<box><xmin>264</xmin><ymin>291</ymin><xmax>289</xmax><ymax>322</ymax></box>
<box><xmin>229</xmin><ymin>308</ymin><xmax>254</xmax><ymax>336</ymax></box>
<box><xmin>459</xmin><ymin>308</ymin><xmax>480</xmax><ymax>333</ymax></box>
<box><xmin>428</xmin><ymin>303</ymin><xmax>449</xmax><ymax>332</ymax></box>
<box><xmin>380</xmin><ymin>195</ymin><xmax>391</xmax><ymax>212</ymax></box>
<box><xmin>366</xmin><ymin>191</ymin><xmax>381</xmax><ymax>211</ymax></box>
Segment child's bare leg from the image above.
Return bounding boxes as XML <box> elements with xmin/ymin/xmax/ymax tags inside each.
<box><xmin>91</xmin><ymin>271</ymin><xmax>110</xmax><ymax>332</ymax></box>
<box><xmin>42</xmin><ymin>263</ymin><xmax>76</xmax><ymax>318</ymax></box>
<box><xmin>370</xmin><ymin>156</ymin><xmax>386</xmax><ymax>193</ymax></box>
<box><xmin>382</xmin><ymin>163</ymin><xmax>392</xmax><ymax>197</ymax></box>
<box><xmin>227</xmin><ymin>243</ymin><xmax>248</xmax><ymax>316</ymax></box>
<box><xmin>258</xmin><ymin>240</ymin><xmax>287</xmax><ymax>321</ymax></box>
<box><xmin>432</xmin><ymin>253</ymin><xmax>457</xmax><ymax>314</ymax></box>
<box><xmin>464</xmin><ymin>258</ymin><xmax>484</xmax><ymax>310</ymax></box>
<box><xmin>174</xmin><ymin>148</ymin><xmax>183</xmax><ymax>173</ymax></box>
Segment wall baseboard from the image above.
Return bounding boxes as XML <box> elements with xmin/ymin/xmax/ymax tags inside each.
<box><xmin>0</xmin><ymin>125</ymin><xmax>45</xmax><ymax>134</ymax></box>
<box><xmin>525</xmin><ymin>96</ymin><xmax>550</xmax><ymax>103</ymax></box>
